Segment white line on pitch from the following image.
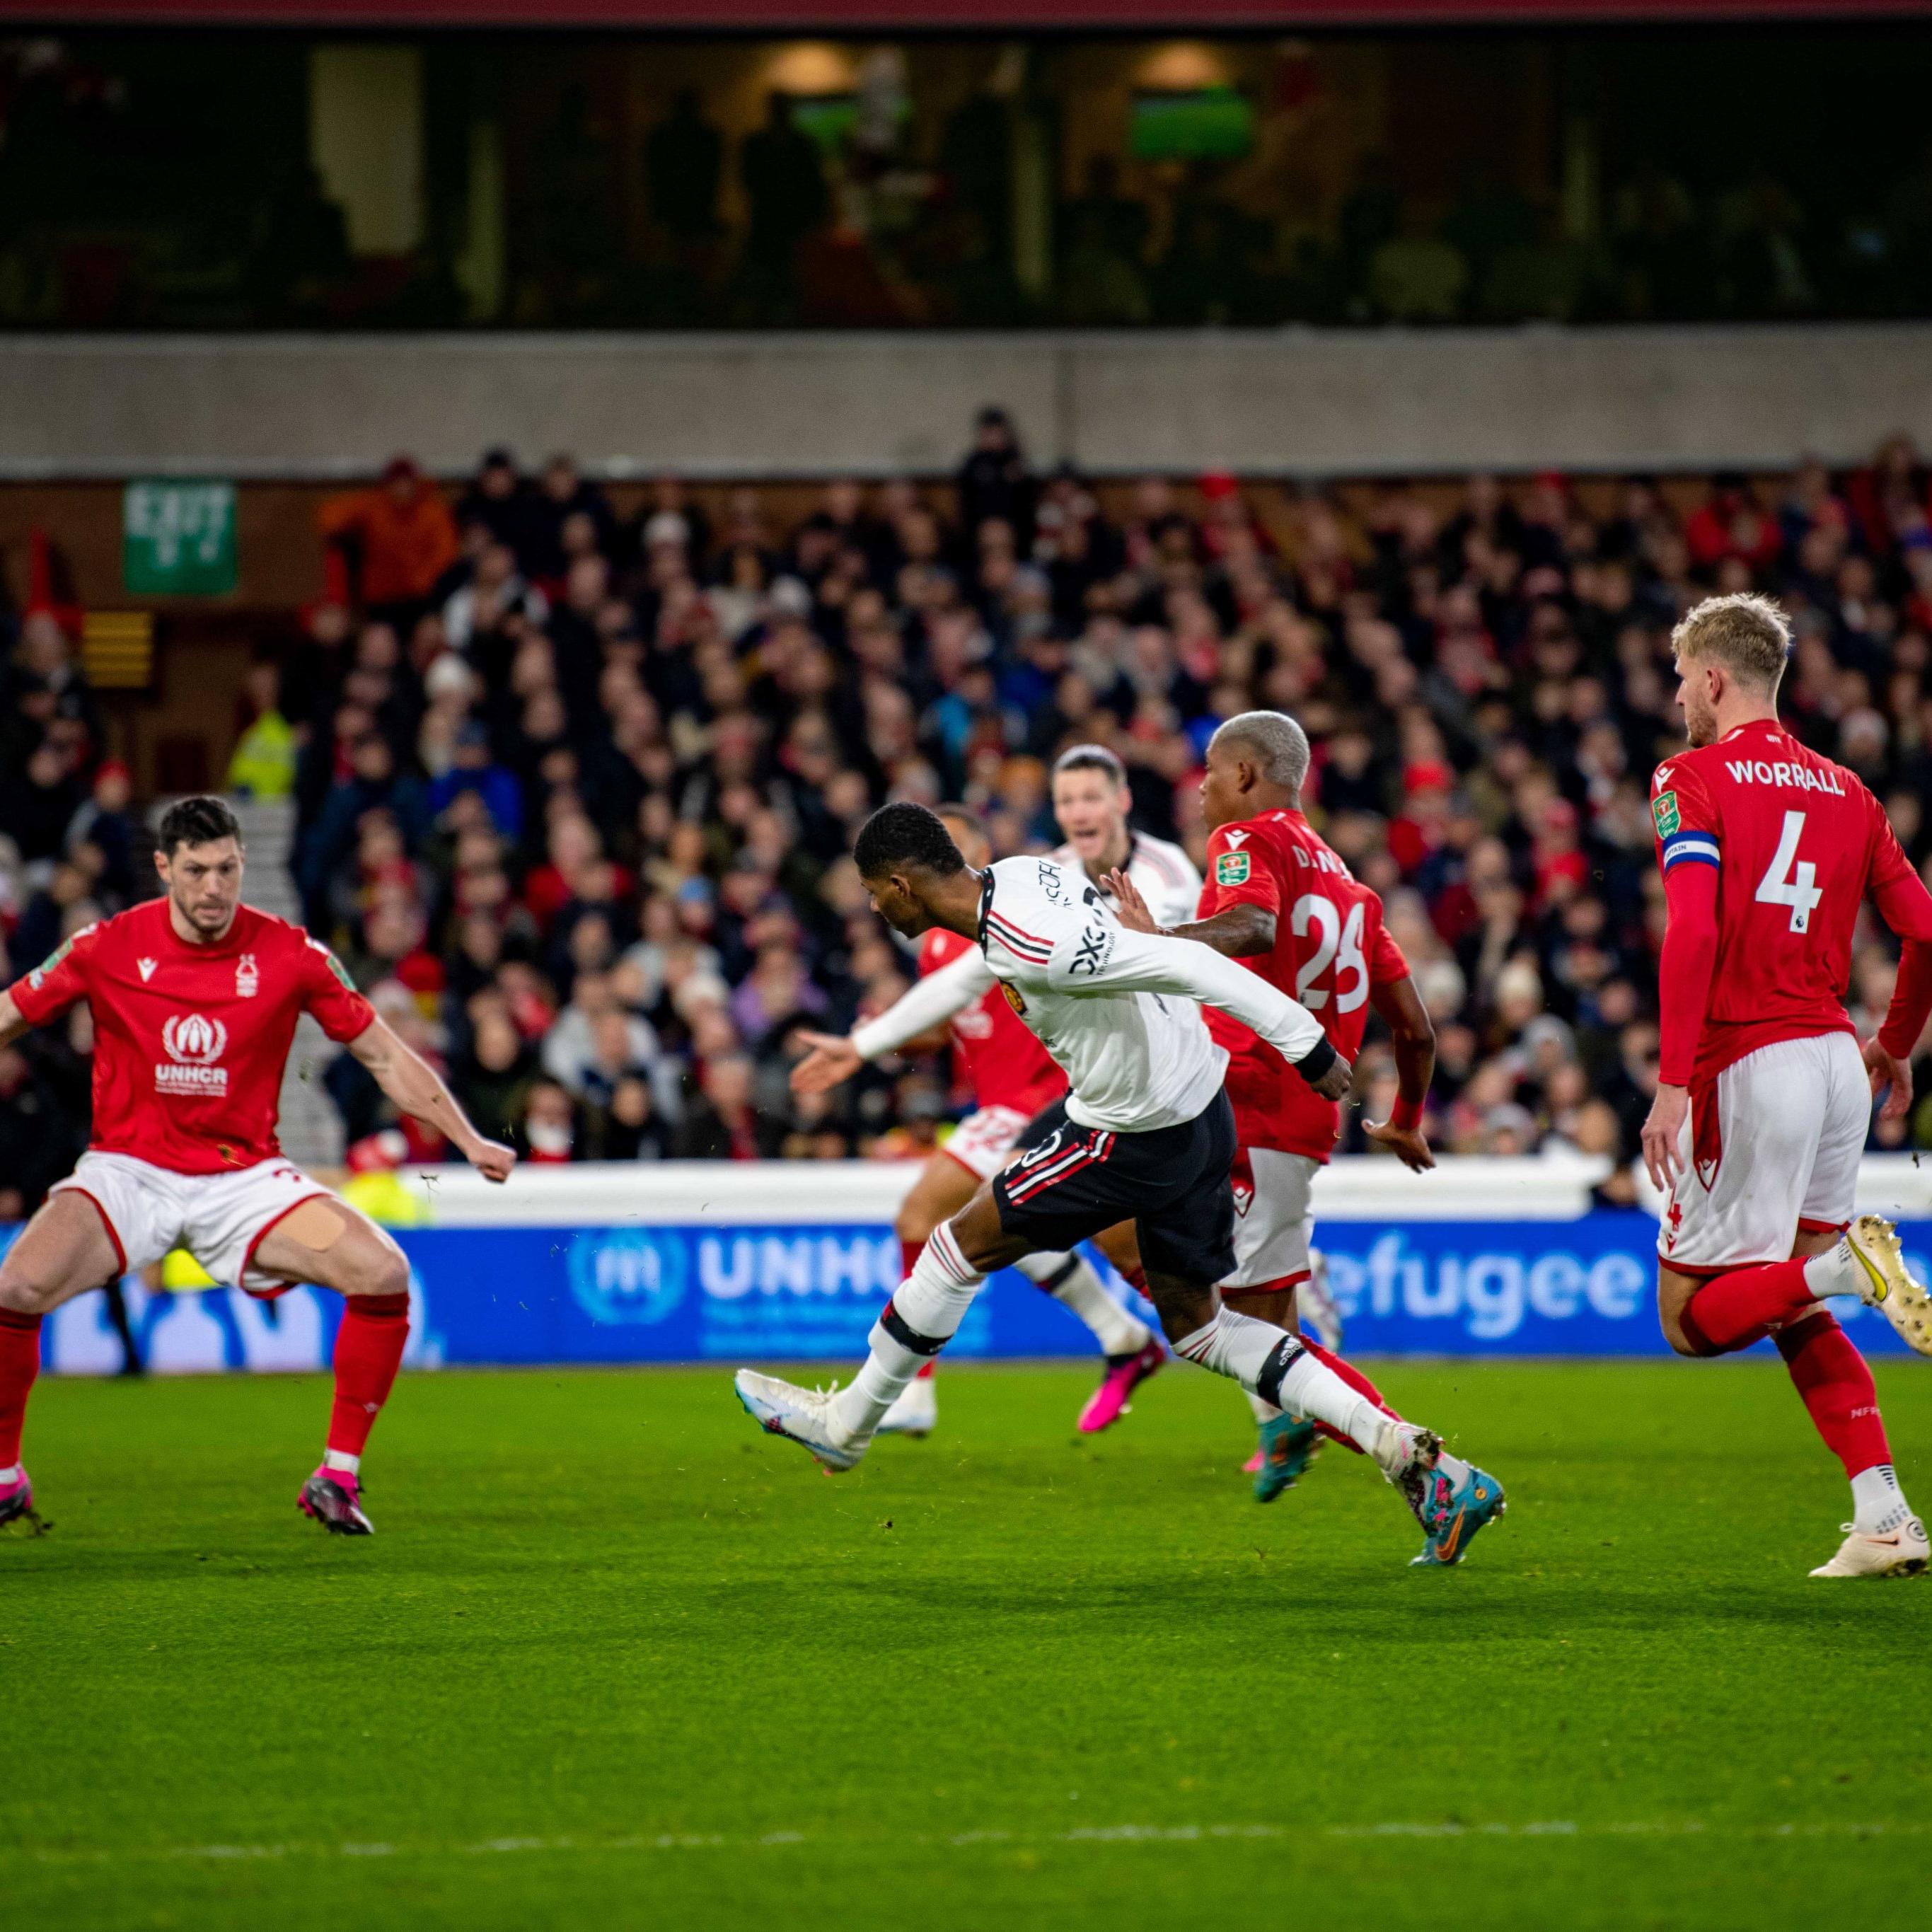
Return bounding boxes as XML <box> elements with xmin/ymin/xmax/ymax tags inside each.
<box><xmin>19</xmin><ymin>1818</ymin><xmax>1928</xmax><ymax>1867</ymax></box>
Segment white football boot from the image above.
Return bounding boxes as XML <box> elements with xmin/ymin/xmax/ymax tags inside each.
<box><xmin>1844</xmin><ymin>1215</ymin><xmax>1932</xmax><ymax>1357</ymax></box>
<box><xmin>734</xmin><ymin>1370</ymin><xmax>867</xmax><ymax>1471</ymax></box>
<box><xmin>875</xmin><ymin>1372</ymin><xmax>937</xmax><ymax>1438</ymax></box>
<box><xmin>1810</xmin><ymin>1516</ymin><xmax>1929</xmax><ymax>1578</ymax></box>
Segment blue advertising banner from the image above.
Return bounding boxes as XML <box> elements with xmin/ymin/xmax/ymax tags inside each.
<box><xmin>22</xmin><ymin>1213</ymin><xmax>1932</xmax><ymax>1375</ymax></box>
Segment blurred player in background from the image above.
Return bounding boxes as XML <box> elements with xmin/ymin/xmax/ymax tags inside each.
<box><xmin>1641</xmin><ymin>595</ymin><xmax>1932</xmax><ymax>1578</ymax></box>
<box><xmin>0</xmin><ymin>797</ymin><xmax>514</xmax><ymax>1539</ymax></box>
<box><xmin>1111</xmin><ymin>712</ymin><xmax>1506</xmax><ymax>1566</ymax></box>
<box><xmin>790</xmin><ymin>808</ymin><xmax>1161</xmax><ymax>1439</ymax></box>
<box><xmin>1049</xmin><ymin>744</ymin><xmax>1201</xmax><ymax>930</ymax></box>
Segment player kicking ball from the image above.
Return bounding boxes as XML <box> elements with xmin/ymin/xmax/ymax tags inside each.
<box><xmin>736</xmin><ymin>803</ymin><xmax>1466</xmax><ymax>1556</ymax></box>
<box><xmin>0</xmin><ymin>796</ymin><xmax>515</xmax><ymax>1538</ymax></box>
<box><xmin>791</xmin><ymin>807</ymin><xmax>1162</xmax><ymax>1442</ymax></box>
<box><xmin>1641</xmin><ymin>595</ymin><xmax>1932</xmax><ymax>1578</ymax></box>
<box><xmin>1107</xmin><ymin>710</ymin><xmax>1505</xmax><ymax>1566</ymax></box>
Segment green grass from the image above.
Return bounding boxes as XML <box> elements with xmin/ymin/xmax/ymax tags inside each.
<box><xmin>4</xmin><ymin>1360</ymin><xmax>1931</xmax><ymax>1931</ymax></box>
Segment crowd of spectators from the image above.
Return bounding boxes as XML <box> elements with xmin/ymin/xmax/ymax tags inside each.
<box><xmin>5</xmin><ymin>417</ymin><xmax>1932</xmax><ymax>1205</ymax></box>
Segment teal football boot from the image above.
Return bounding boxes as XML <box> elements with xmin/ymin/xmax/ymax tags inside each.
<box><xmin>1410</xmin><ymin>1461</ymin><xmax>1507</xmax><ymax>1567</ymax></box>
<box><xmin>1251</xmin><ymin>1413</ymin><xmax>1321</xmax><ymax>1503</ymax></box>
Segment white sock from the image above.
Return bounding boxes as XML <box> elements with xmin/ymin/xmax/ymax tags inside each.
<box><xmin>1173</xmin><ymin>1309</ymin><xmax>1387</xmax><ymax>1457</ymax></box>
<box><xmin>1803</xmin><ymin>1239</ymin><xmax>1860</xmax><ymax>1300</ymax></box>
<box><xmin>1248</xmin><ymin>1389</ymin><xmax>1283</xmax><ymax>1425</ymax></box>
<box><xmin>323</xmin><ymin>1450</ymin><xmax>360</xmax><ymax>1476</ymax></box>
<box><xmin>1852</xmin><ymin>1463</ymin><xmax>1911</xmax><ymax>1535</ymax></box>
<box><xmin>832</xmin><ymin>1223</ymin><xmax>984</xmax><ymax>1442</ymax></box>
<box><xmin>0</xmin><ymin>1464</ymin><xmax>21</xmax><ymax>1483</ymax></box>
<box><xmin>1017</xmin><ymin>1251</ymin><xmax>1150</xmax><ymax>1357</ymax></box>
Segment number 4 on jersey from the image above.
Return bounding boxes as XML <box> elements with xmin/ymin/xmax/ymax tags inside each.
<box><xmin>1755</xmin><ymin>809</ymin><xmax>1823</xmax><ymax>934</ymax></box>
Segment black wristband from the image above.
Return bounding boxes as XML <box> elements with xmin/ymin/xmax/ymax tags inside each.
<box><xmin>1294</xmin><ymin>1037</ymin><xmax>1338</xmax><ymax>1083</ymax></box>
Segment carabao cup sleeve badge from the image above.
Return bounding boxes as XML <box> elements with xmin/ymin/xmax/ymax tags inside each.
<box><xmin>1215</xmin><ymin>850</ymin><xmax>1251</xmax><ymax>886</ymax></box>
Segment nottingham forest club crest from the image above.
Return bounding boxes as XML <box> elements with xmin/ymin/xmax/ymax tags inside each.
<box><xmin>236</xmin><ymin>953</ymin><xmax>260</xmax><ymax>997</ymax></box>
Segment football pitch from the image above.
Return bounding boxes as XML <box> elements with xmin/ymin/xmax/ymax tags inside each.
<box><xmin>5</xmin><ymin>1360</ymin><xmax>1929</xmax><ymax>1932</ymax></box>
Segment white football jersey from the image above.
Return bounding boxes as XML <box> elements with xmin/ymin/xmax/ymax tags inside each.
<box><xmin>976</xmin><ymin>856</ymin><xmax>1324</xmax><ymax>1134</ymax></box>
<box><xmin>1051</xmin><ymin>831</ymin><xmax>1203</xmax><ymax>930</ymax></box>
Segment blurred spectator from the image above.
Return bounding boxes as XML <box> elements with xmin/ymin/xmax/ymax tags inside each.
<box><xmin>318</xmin><ymin>458</ymin><xmax>462</xmax><ymax>623</ymax></box>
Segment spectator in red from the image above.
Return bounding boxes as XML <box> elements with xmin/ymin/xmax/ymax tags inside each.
<box><xmin>1387</xmin><ymin>761</ymin><xmax>1453</xmax><ymax>877</ymax></box>
<box><xmin>1684</xmin><ymin>472</ymin><xmax>1782</xmax><ymax>573</ymax></box>
<box><xmin>318</xmin><ymin>457</ymin><xmax>461</xmax><ymax>624</ymax></box>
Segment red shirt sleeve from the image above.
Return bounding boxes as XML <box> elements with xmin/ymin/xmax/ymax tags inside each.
<box><xmin>1202</xmin><ymin>824</ymin><xmax>1282</xmax><ymax>917</ymax></box>
<box><xmin>1657</xmin><ymin>861</ymin><xmax>1720</xmax><ymax>1087</ymax></box>
<box><xmin>299</xmin><ymin>937</ymin><xmax>378</xmax><ymax>1044</ymax></box>
<box><xmin>8</xmin><ymin>920</ymin><xmax>102</xmax><ymax>1026</ymax></box>
<box><xmin>1866</xmin><ymin>797</ymin><xmax>1932</xmax><ymax>1056</ymax></box>
<box><xmin>1650</xmin><ymin>757</ymin><xmax>1720</xmax><ymax>882</ymax></box>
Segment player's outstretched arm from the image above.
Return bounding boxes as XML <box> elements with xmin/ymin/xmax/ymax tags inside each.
<box><xmin>792</xmin><ymin>947</ymin><xmax>996</xmax><ymax>1097</ymax></box>
<box><xmin>346</xmin><ymin>1017</ymin><xmax>516</xmax><ymax>1182</ymax></box>
<box><xmin>1363</xmin><ymin>975</ymin><xmax>1436</xmax><ymax>1172</ymax></box>
<box><xmin>1065</xmin><ymin>923</ymin><xmax>1349</xmax><ymax>1099</ymax></box>
<box><xmin>1101</xmin><ymin>867</ymin><xmax>1273</xmax><ymax>958</ymax></box>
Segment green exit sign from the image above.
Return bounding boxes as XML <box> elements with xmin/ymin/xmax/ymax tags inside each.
<box><xmin>123</xmin><ymin>480</ymin><xmax>237</xmax><ymax>596</ymax></box>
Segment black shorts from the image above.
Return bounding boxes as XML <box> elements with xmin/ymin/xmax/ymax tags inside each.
<box><xmin>994</xmin><ymin>1089</ymin><xmax>1237</xmax><ymax>1285</ymax></box>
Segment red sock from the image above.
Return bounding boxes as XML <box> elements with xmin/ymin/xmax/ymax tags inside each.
<box><xmin>1680</xmin><ymin>1259</ymin><xmax>1815</xmax><ymax>1355</ymax></box>
<box><xmin>1301</xmin><ymin>1339</ymin><xmax>1397</xmax><ymax>1454</ymax></box>
<box><xmin>1777</xmin><ymin>1310</ymin><xmax>1890</xmax><ymax>1479</ymax></box>
<box><xmin>326</xmin><ymin>1293</ymin><xmax>410</xmax><ymax>1459</ymax></box>
<box><xmin>0</xmin><ymin>1309</ymin><xmax>42</xmax><ymax>1467</ymax></box>
<box><xmin>1121</xmin><ymin>1264</ymin><xmax>1148</xmax><ymax>1295</ymax></box>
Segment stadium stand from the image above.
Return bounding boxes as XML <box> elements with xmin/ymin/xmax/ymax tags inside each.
<box><xmin>4</xmin><ymin>432</ymin><xmax>1931</xmax><ymax>1203</ymax></box>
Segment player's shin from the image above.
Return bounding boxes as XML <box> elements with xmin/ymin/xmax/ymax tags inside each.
<box><xmin>325</xmin><ymin>1292</ymin><xmax>410</xmax><ymax>1471</ymax></box>
<box><xmin>1172</xmin><ymin>1309</ymin><xmax>1391</xmax><ymax>1460</ymax></box>
<box><xmin>1776</xmin><ymin>1312</ymin><xmax>1913</xmax><ymax>1528</ymax></box>
<box><xmin>0</xmin><ymin>1307</ymin><xmax>42</xmax><ymax>1475</ymax></box>
<box><xmin>831</xmin><ymin>1224</ymin><xmax>985</xmax><ymax>1444</ymax></box>
<box><xmin>1014</xmin><ymin>1250</ymin><xmax>1148</xmax><ymax>1357</ymax></box>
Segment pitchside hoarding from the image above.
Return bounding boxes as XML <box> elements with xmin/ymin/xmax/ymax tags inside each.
<box><xmin>27</xmin><ymin>1215</ymin><xmax>1932</xmax><ymax>1375</ymax></box>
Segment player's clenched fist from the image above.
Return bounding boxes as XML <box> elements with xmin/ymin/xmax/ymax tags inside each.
<box><xmin>467</xmin><ymin>1138</ymin><xmax>518</xmax><ymax>1184</ymax></box>
<box><xmin>1307</xmin><ymin>1053</ymin><xmax>1353</xmax><ymax>1102</ymax></box>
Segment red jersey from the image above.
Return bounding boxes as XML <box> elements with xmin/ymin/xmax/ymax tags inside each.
<box><xmin>1650</xmin><ymin>719</ymin><xmax>1930</xmax><ymax>1084</ymax></box>
<box><xmin>918</xmin><ymin>925</ymin><xmax>1066</xmax><ymax>1117</ymax></box>
<box><xmin>9</xmin><ymin>898</ymin><xmax>376</xmax><ymax>1175</ymax></box>
<box><xmin>1197</xmin><ymin>809</ymin><xmax>1408</xmax><ymax>1160</ymax></box>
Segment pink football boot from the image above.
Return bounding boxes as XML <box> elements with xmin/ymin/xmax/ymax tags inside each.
<box><xmin>1076</xmin><ymin>1338</ymin><xmax>1164</xmax><ymax>1433</ymax></box>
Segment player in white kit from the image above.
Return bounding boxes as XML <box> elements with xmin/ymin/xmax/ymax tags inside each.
<box><xmin>737</xmin><ymin>804</ymin><xmax>1468</xmax><ymax>1553</ymax></box>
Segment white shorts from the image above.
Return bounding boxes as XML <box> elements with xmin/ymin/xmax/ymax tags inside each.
<box><xmin>1660</xmin><ymin>1032</ymin><xmax>1867</xmax><ymax>1276</ymax></box>
<box><xmin>52</xmin><ymin>1151</ymin><xmax>336</xmax><ymax>1295</ymax></box>
<box><xmin>942</xmin><ymin>1105</ymin><xmax>1034</xmax><ymax>1184</ymax></box>
<box><xmin>1221</xmin><ymin>1146</ymin><xmax>1318</xmax><ymax>1292</ymax></box>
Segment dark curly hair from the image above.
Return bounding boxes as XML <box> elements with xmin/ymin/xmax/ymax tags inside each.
<box><xmin>853</xmin><ymin>802</ymin><xmax>966</xmax><ymax>881</ymax></box>
<box><xmin>157</xmin><ymin>794</ymin><xmax>242</xmax><ymax>857</ymax></box>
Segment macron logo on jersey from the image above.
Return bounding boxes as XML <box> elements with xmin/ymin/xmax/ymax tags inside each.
<box><xmin>137</xmin><ymin>958</ymin><xmax>156</xmax><ymax>981</ymax></box>
<box><xmin>1222</xmin><ymin>829</ymin><xmax>1250</xmax><ymax>849</ymax></box>
<box><xmin>155</xmin><ymin>1012</ymin><xmax>229</xmax><ymax>1096</ymax></box>
<box><xmin>1723</xmin><ymin>757</ymin><xmax>1846</xmax><ymax>796</ymax></box>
